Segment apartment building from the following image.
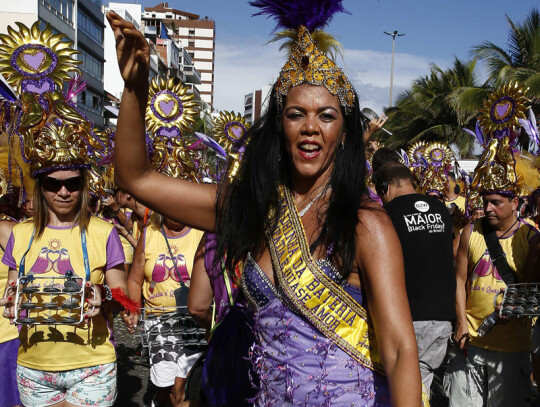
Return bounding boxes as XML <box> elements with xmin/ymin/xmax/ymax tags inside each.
<box><xmin>142</xmin><ymin>2</ymin><xmax>215</xmax><ymax>107</ymax></box>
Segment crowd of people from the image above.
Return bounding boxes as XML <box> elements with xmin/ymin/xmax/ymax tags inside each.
<box><xmin>0</xmin><ymin>1</ymin><xmax>539</xmax><ymax>407</ymax></box>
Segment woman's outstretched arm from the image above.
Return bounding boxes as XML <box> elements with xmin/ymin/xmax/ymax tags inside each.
<box><xmin>106</xmin><ymin>11</ymin><xmax>216</xmax><ymax>232</ymax></box>
<box><xmin>356</xmin><ymin>206</ymin><xmax>421</xmax><ymax>406</ymax></box>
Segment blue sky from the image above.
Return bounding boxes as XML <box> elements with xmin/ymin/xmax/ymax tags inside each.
<box><xmin>109</xmin><ymin>0</ymin><xmax>539</xmax><ymax>114</ymax></box>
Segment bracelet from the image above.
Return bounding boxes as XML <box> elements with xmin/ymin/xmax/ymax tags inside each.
<box><xmin>97</xmin><ymin>284</ymin><xmax>113</xmax><ymax>301</ymax></box>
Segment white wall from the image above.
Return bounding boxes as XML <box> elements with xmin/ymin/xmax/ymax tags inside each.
<box><xmin>195</xmin><ymin>61</ymin><xmax>212</xmax><ymax>70</ymax></box>
<box><xmin>195</xmin><ymin>50</ymin><xmax>212</xmax><ymax>60</ymax></box>
<box><xmin>201</xmin><ymin>72</ymin><xmax>212</xmax><ymax>81</ymax></box>
<box><xmin>197</xmin><ymin>83</ymin><xmax>212</xmax><ymax>93</ymax></box>
<box><xmin>194</xmin><ymin>39</ymin><xmax>213</xmax><ymax>48</ymax></box>
<box><xmin>194</xmin><ymin>28</ymin><xmax>213</xmax><ymax>38</ymax></box>
<box><xmin>0</xmin><ymin>1</ymin><xmax>38</xmax><ymax>33</ymax></box>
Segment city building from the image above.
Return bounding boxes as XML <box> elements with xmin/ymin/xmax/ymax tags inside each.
<box><xmin>0</xmin><ymin>0</ymin><xmax>106</xmax><ymax>128</ymax></box>
<box><xmin>142</xmin><ymin>2</ymin><xmax>215</xmax><ymax>107</ymax></box>
<box><xmin>244</xmin><ymin>85</ymin><xmax>272</xmax><ymax>124</ymax></box>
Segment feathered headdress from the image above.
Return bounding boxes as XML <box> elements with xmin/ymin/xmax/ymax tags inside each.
<box><xmin>250</xmin><ymin>0</ymin><xmax>354</xmax><ymax>114</ymax></box>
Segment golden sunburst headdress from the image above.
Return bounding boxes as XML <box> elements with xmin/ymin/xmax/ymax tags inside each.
<box><xmin>477</xmin><ymin>82</ymin><xmax>529</xmax><ymax>144</ymax></box>
<box><xmin>251</xmin><ymin>0</ymin><xmax>355</xmax><ymax>115</ymax></box>
<box><xmin>0</xmin><ymin>22</ymin><xmax>105</xmax><ymax>184</ymax></box>
<box><xmin>0</xmin><ymin>21</ymin><xmax>80</xmax><ymax>95</ymax></box>
<box><xmin>145</xmin><ymin>77</ymin><xmax>199</xmax><ymax>138</ymax></box>
<box><xmin>145</xmin><ymin>77</ymin><xmax>200</xmax><ymax>182</ymax></box>
<box><xmin>212</xmin><ymin>111</ymin><xmax>250</xmax><ymax>154</ymax></box>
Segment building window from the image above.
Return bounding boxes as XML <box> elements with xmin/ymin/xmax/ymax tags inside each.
<box><xmin>188</xmin><ymin>40</ymin><xmax>195</xmax><ymax>47</ymax></box>
<box><xmin>188</xmin><ymin>52</ymin><xmax>194</xmax><ymax>59</ymax></box>
<box><xmin>78</xmin><ymin>9</ymin><xmax>103</xmax><ymax>45</ymax></box>
<box><xmin>189</xmin><ymin>29</ymin><xmax>195</xmax><ymax>36</ymax></box>
<box><xmin>78</xmin><ymin>48</ymin><xmax>103</xmax><ymax>81</ymax></box>
<box><xmin>166</xmin><ymin>14</ymin><xmax>172</xmax><ymax>18</ymax></box>
<box><xmin>78</xmin><ymin>88</ymin><xmax>102</xmax><ymax>115</ymax></box>
<box><xmin>41</xmin><ymin>0</ymin><xmax>74</xmax><ymax>27</ymax></box>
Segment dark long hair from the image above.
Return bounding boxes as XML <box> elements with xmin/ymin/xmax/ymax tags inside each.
<box><xmin>216</xmin><ymin>86</ymin><xmax>369</xmax><ymax>278</ymax></box>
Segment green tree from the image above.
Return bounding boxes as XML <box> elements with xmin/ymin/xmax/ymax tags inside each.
<box><xmin>473</xmin><ymin>8</ymin><xmax>540</xmax><ymax>104</ymax></box>
<box><xmin>383</xmin><ymin>58</ymin><xmax>485</xmax><ymax>157</ymax></box>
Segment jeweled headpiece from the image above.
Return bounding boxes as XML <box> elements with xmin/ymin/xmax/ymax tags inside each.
<box><xmin>250</xmin><ymin>0</ymin><xmax>354</xmax><ymax>114</ymax></box>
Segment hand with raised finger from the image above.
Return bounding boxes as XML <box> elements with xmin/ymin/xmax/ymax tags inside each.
<box><xmin>106</xmin><ymin>11</ymin><xmax>150</xmax><ymax>88</ymax></box>
<box><xmin>83</xmin><ymin>282</ymin><xmax>102</xmax><ymax>321</ymax></box>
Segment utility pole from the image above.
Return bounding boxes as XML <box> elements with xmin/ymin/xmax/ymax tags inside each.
<box><xmin>384</xmin><ymin>30</ymin><xmax>405</xmax><ymax>107</ymax></box>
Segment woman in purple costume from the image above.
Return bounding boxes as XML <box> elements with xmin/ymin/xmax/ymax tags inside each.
<box><xmin>107</xmin><ymin>0</ymin><xmax>422</xmax><ymax>405</ymax></box>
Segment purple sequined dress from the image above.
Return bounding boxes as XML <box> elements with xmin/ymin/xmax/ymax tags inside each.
<box><xmin>241</xmin><ymin>254</ymin><xmax>391</xmax><ymax>407</ymax></box>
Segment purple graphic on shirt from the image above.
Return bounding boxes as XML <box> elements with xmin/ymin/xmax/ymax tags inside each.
<box><xmin>29</xmin><ymin>246</ymin><xmax>74</xmax><ymax>275</ymax></box>
<box><xmin>471</xmin><ymin>256</ymin><xmax>502</xmax><ymax>282</ymax></box>
<box><xmin>151</xmin><ymin>254</ymin><xmax>189</xmax><ymax>283</ymax></box>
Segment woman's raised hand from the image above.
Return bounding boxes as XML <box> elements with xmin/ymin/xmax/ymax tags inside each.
<box><xmin>106</xmin><ymin>11</ymin><xmax>150</xmax><ymax>88</ymax></box>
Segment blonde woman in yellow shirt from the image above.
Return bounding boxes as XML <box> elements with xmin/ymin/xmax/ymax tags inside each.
<box><xmin>125</xmin><ymin>212</ymin><xmax>203</xmax><ymax>407</ymax></box>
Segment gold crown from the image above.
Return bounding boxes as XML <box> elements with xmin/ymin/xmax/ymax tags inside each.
<box><xmin>275</xmin><ymin>26</ymin><xmax>355</xmax><ymax>114</ymax></box>
<box><xmin>150</xmin><ymin>136</ymin><xmax>199</xmax><ymax>181</ymax></box>
<box><xmin>466</xmin><ymin>190</ymin><xmax>483</xmax><ymax>214</ymax></box>
<box><xmin>418</xmin><ymin>166</ymin><xmax>448</xmax><ymax>196</ymax></box>
<box><xmin>11</xmin><ymin>90</ymin><xmax>102</xmax><ymax>177</ymax></box>
<box><xmin>470</xmin><ymin>138</ymin><xmax>517</xmax><ymax>196</ymax></box>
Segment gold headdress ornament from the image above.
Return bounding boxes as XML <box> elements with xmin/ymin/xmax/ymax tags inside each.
<box><xmin>211</xmin><ymin>110</ymin><xmax>251</xmax><ymax>182</ymax></box>
<box><xmin>212</xmin><ymin>111</ymin><xmax>250</xmax><ymax>154</ymax></box>
<box><xmin>274</xmin><ymin>26</ymin><xmax>355</xmax><ymax>114</ymax></box>
<box><xmin>146</xmin><ymin>77</ymin><xmax>199</xmax><ymax>138</ymax></box>
<box><xmin>405</xmin><ymin>142</ymin><xmax>454</xmax><ymax>196</ymax></box>
<box><xmin>478</xmin><ymin>82</ymin><xmax>528</xmax><ymax>137</ymax></box>
<box><xmin>250</xmin><ymin>0</ymin><xmax>355</xmax><ymax>114</ymax></box>
<box><xmin>0</xmin><ymin>21</ymin><xmax>105</xmax><ymax>185</ymax></box>
<box><xmin>0</xmin><ymin>21</ymin><xmax>80</xmax><ymax>95</ymax></box>
<box><xmin>470</xmin><ymin>138</ymin><xmax>517</xmax><ymax>196</ymax></box>
<box><xmin>145</xmin><ymin>77</ymin><xmax>201</xmax><ymax>182</ymax></box>
<box><xmin>466</xmin><ymin>189</ymin><xmax>484</xmax><ymax>215</ymax></box>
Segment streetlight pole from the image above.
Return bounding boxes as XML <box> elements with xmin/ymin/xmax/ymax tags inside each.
<box><xmin>384</xmin><ymin>30</ymin><xmax>405</xmax><ymax>107</ymax></box>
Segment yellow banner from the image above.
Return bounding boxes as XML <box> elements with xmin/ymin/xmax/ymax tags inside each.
<box><xmin>266</xmin><ymin>187</ymin><xmax>385</xmax><ymax>374</ymax></box>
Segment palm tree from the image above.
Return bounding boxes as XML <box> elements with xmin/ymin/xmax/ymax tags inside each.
<box><xmin>473</xmin><ymin>9</ymin><xmax>540</xmax><ymax>104</ymax></box>
<box><xmin>383</xmin><ymin>58</ymin><xmax>485</xmax><ymax>157</ymax></box>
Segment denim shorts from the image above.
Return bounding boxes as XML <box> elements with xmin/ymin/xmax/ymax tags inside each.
<box><xmin>17</xmin><ymin>362</ymin><xmax>117</xmax><ymax>407</ymax></box>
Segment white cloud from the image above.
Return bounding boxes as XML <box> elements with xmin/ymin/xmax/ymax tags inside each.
<box><xmin>213</xmin><ymin>36</ymin><xmax>449</xmax><ymax>117</ymax></box>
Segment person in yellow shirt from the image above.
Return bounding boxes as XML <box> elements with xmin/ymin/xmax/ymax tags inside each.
<box><xmin>0</xmin><ymin>21</ymin><xmax>134</xmax><ymax>405</ymax></box>
<box><xmin>445</xmin><ymin>138</ymin><xmax>540</xmax><ymax>406</ymax></box>
<box><xmin>125</xmin><ymin>212</ymin><xmax>203</xmax><ymax>407</ymax></box>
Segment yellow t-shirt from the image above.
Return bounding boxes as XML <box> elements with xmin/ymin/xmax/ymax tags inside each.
<box><xmin>466</xmin><ymin>219</ymin><xmax>539</xmax><ymax>352</ymax></box>
<box><xmin>0</xmin><ymin>244</ymin><xmax>19</xmax><ymax>344</ymax></box>
<box><xmin>2</xmin><ymin>217</ymin><xmax>125</xmax><ymax>371</ymax></box>
<box><xmin>142</xmin><ymin>226</ymin><xmax>203</xmax><ymax>309</ymax></box>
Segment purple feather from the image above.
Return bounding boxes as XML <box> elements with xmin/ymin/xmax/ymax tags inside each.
<box><xmin>250</xmin><ymin>0</ymin><xmax>349</xmax><ymax>31</ymax></box>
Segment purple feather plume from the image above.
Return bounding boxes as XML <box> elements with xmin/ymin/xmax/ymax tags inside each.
<box><xmin>250</xmin><ymin>0</ymin><xmax>349</xmax><ymax>31</ymax></box>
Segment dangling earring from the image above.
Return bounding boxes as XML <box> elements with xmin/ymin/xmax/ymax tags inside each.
<box><xmin>340</xmin><ymin>140</ymin><xmax>344</xmax><ymax>150</ymax></box>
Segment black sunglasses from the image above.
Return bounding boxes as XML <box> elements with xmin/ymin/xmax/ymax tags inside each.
<box><xmin>41</xmin><ymin>176</ymin><xmax>84</xmax><ymax>193</ymax></box>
